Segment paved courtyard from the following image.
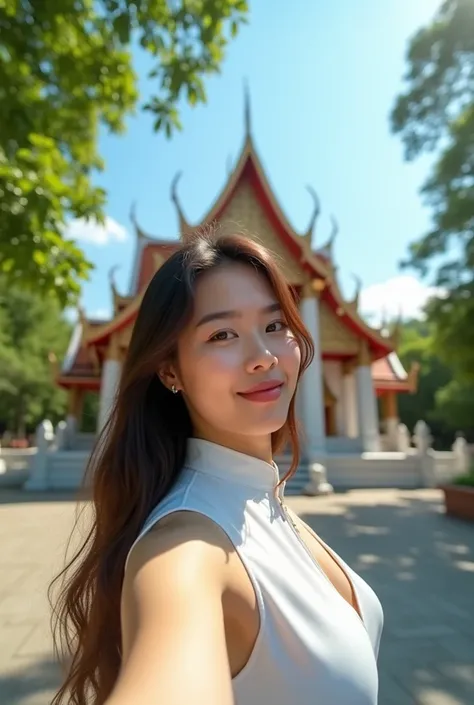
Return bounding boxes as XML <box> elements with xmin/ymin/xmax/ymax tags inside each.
<box><xmin>0</xmin><ymin>488</ymin><xmax>472</xmax><ymax>705</ymax></box>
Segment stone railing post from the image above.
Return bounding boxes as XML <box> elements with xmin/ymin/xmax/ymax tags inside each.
<box><xmin>0</xmin><ymin>438</ymin><xmax>5</xmax><ymax>476</ymax></box>
<box><xmin>397</xmin><ymin>423</ymin><xmax>411</xmax><ymax>453</ymax></box>
<box><xmin>303</xmin><ymin>462</ymin><xmax>334</xmax><ymax>496</ymax></box>
<box><xmin>55</xmin><ymin>420</ymin><xmax>68</xmax><ymax>450</ymax></box>
<box><xmin>452</xmin><ymin>435</ymin><xmax>470</xmax><ymax>476</ymax></box>
<box><xmin>24</xmin><ymin>420</ymin><xmax>54</xmax><ymax>491</ymax></box>
<box><xmin>413</xmin><ymin>420</ymin><xmax>436</xmax><ymax>487</ymax></box>
<box><xmin>413</xmin><ymin>420</ymin><xmax>432</xmax><ymax>455</ymax></box>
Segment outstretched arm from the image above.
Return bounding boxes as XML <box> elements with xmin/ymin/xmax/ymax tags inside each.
<box><xmin>107</xmin><ymin>513</ymin><xmax>234</xmax><ymax>705</ymax></box>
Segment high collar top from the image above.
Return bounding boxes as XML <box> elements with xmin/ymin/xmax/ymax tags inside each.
<box><xmin>185</xmin><ymin>437</ymin><xmax>280</xmax><ymax>491</ymax></box>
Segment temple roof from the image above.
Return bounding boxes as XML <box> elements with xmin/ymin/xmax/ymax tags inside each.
<box><xmin>372</xmin><ymin>353</ymin><xmax>419</xmax><ymax>393</ymax></box>
<box><xmin>56</xmin><ymin>89</ymin><xmax>413</xmax><ymax>387</ymax></box>
<box><xmin>88</xmin><ymin>96</ymin><xmax>395</xmax><ymax>358</ymax></box>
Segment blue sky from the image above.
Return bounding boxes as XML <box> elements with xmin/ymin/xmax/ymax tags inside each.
<box><xmin>71</xmin><ymin>0</ymin><xmax>442</xmax><ymax>324</ymax></box>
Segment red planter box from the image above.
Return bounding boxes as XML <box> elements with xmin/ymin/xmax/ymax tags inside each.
<box><xmin>441</xmin><ymin>485</ymin><xmax>474</xmax><ymax>522</ymax></box>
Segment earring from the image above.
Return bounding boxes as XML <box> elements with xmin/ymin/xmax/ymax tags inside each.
<box><xmin>171</xmin><ymin>384</ymin><xmax>178</xmax><ymax>394</ymax></box>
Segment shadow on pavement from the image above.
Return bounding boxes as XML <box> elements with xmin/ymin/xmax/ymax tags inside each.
<box><xmin>299</xmin><ymin>490</ymin><xmax>474</xmax><ymax>705</ymax></box>
<box><xmin>0</xmin><ymin>654</ymin><xmax>62</xmax><ymax>705</ymax></box>
<box><xmin>0</xmin><ymin>489</ymin><xmax>87</xmax><ymax>506</ymax></box>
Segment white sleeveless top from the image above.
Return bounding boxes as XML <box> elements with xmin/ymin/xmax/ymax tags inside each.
<box><xmin>128</xmin><ymin>438</ymin><xmax>384</xmax><ymax>704</ymax></box>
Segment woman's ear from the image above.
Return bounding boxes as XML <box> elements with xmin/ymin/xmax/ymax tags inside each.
<box><xmin>157</xmin><ymin>362</ymin><xmax>182</xmax><ymax>393</ymax></box>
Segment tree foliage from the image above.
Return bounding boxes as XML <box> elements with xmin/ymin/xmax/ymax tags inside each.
<box><xmin>391</xmin><ymin>0</ymin><xmax>474</xmax><ymax>380</ymax></box>
<box><xmin>397</xmin><ymin>319</ymin><xmax>474</xmax><ymax>445</ymax></box>
<box><xmin>0</xmin><ymin>0</ymin><xmax>248</xmax><ymax>306</ymax></box>
<box><xmin>0</xmin><ymin>279</ymin><xmax>72</xmax><ymax>435</ymax></box>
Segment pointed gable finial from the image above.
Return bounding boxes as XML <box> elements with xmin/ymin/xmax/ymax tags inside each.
<box><xmin>304</xmin><ymin>186</ymin><xmax>321</xmax><ymax>243</ymax></box>
<box><xmin>171</xmin><ymin>171</ymin><xmax>182</xmax><ymax>207</ymax></box>
<box><xmin>129</xmin><ymin>200</ymin><xmax>136</xmax><ymax>227</ymax></box>
<box><xmin>108</xmin><ymin>265</ymin><xmax>122</xmax><ymax>314</ymax></box>
<box><xmin>317</xmin><ymin>214</ymin><xmax>339</xmax><ymax>259</ymax></box>
<box><xmin>108</xmin><ymin>265</ymin><xmax>120</xmax><ymax>296</ymax></box>
<box><xmin>390</xmin><ymin>306</ymin><xmax>403</xmax><ymax>346</ymax></box>
<box><xmin>329</xmin><ymin>214</ymin><xmax>339</xmax><ymax>248</ymax></box>
<box><xmin>171</xmin><ymin>171</ymin><xmax>191</xmax><ymax>236</ymax></box>
<box><xmin>244</xmin><ymin>78</ymin><xmax>252</xmax><ymax>139</ymax></box>
<box><xmin>130</xmin><ymin>201</ymin><xmax>146</xmax><ymax>240</ymax></box>
<box><xmin>351</xmin><ymin>274</ymin><xmax>362</xmax><ymax>311</ymax></box>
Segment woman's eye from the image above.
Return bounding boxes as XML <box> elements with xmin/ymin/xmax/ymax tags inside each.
<box><xmin>209</xmin><ymin>330</ymin><xmax>235</xmax><ymax>342</ymax></box>
<box><xmin>267</xmin><ymin>320</ymin><xmax>288</xmax><ymax>333</ymax></box>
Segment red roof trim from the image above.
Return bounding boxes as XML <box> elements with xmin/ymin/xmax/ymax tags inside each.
<box><xmin>57</xmin><ymin>377</ymin><xmax>100</xmax><ymax>391</ymax></box>
<box><xmin>322</xmin><ymin>288</ymin><xmax>392</xmax><ymax>359</ymax></box>
<box><xmin>375</xmin><ymin>382</ymin><xmax>412</xmax><ymax>394</ymax></box>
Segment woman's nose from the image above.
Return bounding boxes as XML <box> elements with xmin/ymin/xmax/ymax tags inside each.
<box><xmin>245</xmin><ymin>341</ymin><xmax>278</xmax><ymax>373</ymax></box>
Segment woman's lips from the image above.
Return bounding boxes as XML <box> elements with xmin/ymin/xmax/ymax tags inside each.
<box><xmin>237</xmin><ymin>383</ymin><xmax>283</xmax><ymax>403</ymax></box>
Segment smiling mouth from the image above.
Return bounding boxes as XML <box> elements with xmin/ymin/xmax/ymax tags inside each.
<box><xmin>237</xmin><ymin>382</ymin><xmax>284</xmax><ymax>403</ymax></box>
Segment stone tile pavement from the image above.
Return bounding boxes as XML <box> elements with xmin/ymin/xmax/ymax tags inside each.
<box><xmin>0</xmin><ymin>488</ymin><xmax>473</xmax><ymax>704</ymax></box>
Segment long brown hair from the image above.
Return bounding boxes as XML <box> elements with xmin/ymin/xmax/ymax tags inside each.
<box><xmin>49</xmin><ymin>228</ymin><xmax>315</xmax><ymax>705</ymax></box>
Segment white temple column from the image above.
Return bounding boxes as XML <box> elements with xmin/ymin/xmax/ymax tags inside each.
<box><xmin>356</xmin><ymin>342</ymin><xmax>380</xmax><ymax>452</ymax></box>
<box><xmin>299</xmin><ymin>283</ymin><xmax>325</xmax><ymax>456</ymax></box>
<box><xmin>98</xmin><ymin>336</ymin><xmax>122</xmax><ymax>432</ymax></box>
<box><xmin>342</xmin><ymin>361</ymin><xmax>359</xmax><ymax>438</ymax></box>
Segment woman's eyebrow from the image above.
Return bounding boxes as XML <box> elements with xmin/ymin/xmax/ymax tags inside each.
<box><xmin>195</xmin><ymin>302</ymin><xmax>281</xmax><ymax>328</ymax></box>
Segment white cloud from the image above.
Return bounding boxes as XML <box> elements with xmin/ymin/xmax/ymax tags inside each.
<box><xmin>359</xmin><ymin>275</ymin><xmax>444</xmax><ymax>326</ymax></box>
<box><xmin>89</xmin><ymin>307</ymin><xmax>112</xmax><ymax>320</ymax></box>
<box><xmin>63</xmin><ymin>306</ymin><xmax>112</xmax><ymax>323</ymax></box>
<box><xmin>65</xmin><ymin>216</ymin><xmax>128</xmax><ymax>245</ymax></box>
<box><xmin>64</xmin><ymin>307</ymin><xmax>78</xmax><ymax>323</ymax></box>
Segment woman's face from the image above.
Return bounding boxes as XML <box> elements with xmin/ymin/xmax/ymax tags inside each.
<box><xmin>173</xmin><ymin>262</ymin><xmax>301</xmax><ymax>454</ymax></box>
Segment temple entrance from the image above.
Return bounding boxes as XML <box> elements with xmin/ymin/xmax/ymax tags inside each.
<box><xmin>323</xmin><ymin>379</ymin><xmax>337</xmax><ymax>436</ymax></box>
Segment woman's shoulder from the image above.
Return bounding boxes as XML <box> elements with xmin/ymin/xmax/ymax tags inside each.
<box><xmin>127</xmin><ymin>510</ymin><xmax>232</xmax><ymax>580</ymax></box>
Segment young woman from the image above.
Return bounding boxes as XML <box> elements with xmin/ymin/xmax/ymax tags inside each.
<box><xmin>50</xmin><ymin>229</ymin><xmax>384</xmax><ymax>705</ymax></box>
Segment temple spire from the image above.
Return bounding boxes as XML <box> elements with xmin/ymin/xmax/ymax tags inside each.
<box><xmin>244</xmin><ymin>78</ymin><xmax>252</xmax><ymax>140</ymax></box>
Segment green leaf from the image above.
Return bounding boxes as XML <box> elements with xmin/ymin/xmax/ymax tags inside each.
<box><xmin>0</xmin><ymin>0</ymin><xmax>248</xmax><ymax>305</ymax></box>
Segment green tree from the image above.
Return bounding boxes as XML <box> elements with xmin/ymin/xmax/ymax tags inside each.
<box><xmin>397</xmin><ymin>319</ymin><xmax>474</xmax><ymax>445</ymax></box>
<box><xmin>397</xmin><ymin>319</ymin><xmax>451</xmax><ymax>444</ymax></box>
<box><xmin>391</xmin><ymin>0</ymin><xmax>474</xmax><ymax>381</ymax></box>
<box><xmin>0</xmin><ymin>280</ymin><xmax>71</xmax><ymax>435</ymax></box>
<box><xmin>0</xmin><ymin>0</ymin><xmax>248</xmax><ymax>306</ymax></box>
<box><xmin>433</xmin><ymin>378</ymin><xmax>474</xmax><ymax>436</ymax></box>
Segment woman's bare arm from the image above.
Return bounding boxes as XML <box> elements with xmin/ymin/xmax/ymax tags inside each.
<box><xmin>106</xmin><ymin>512</ymin><xmax>234</xmax><ymax>705</ymax></box>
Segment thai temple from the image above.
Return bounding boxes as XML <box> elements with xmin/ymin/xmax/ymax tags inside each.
<box><xmin>54</xmin><ymin>96</ymin><xmax>419</xmax><ymax>493</ymax></box>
